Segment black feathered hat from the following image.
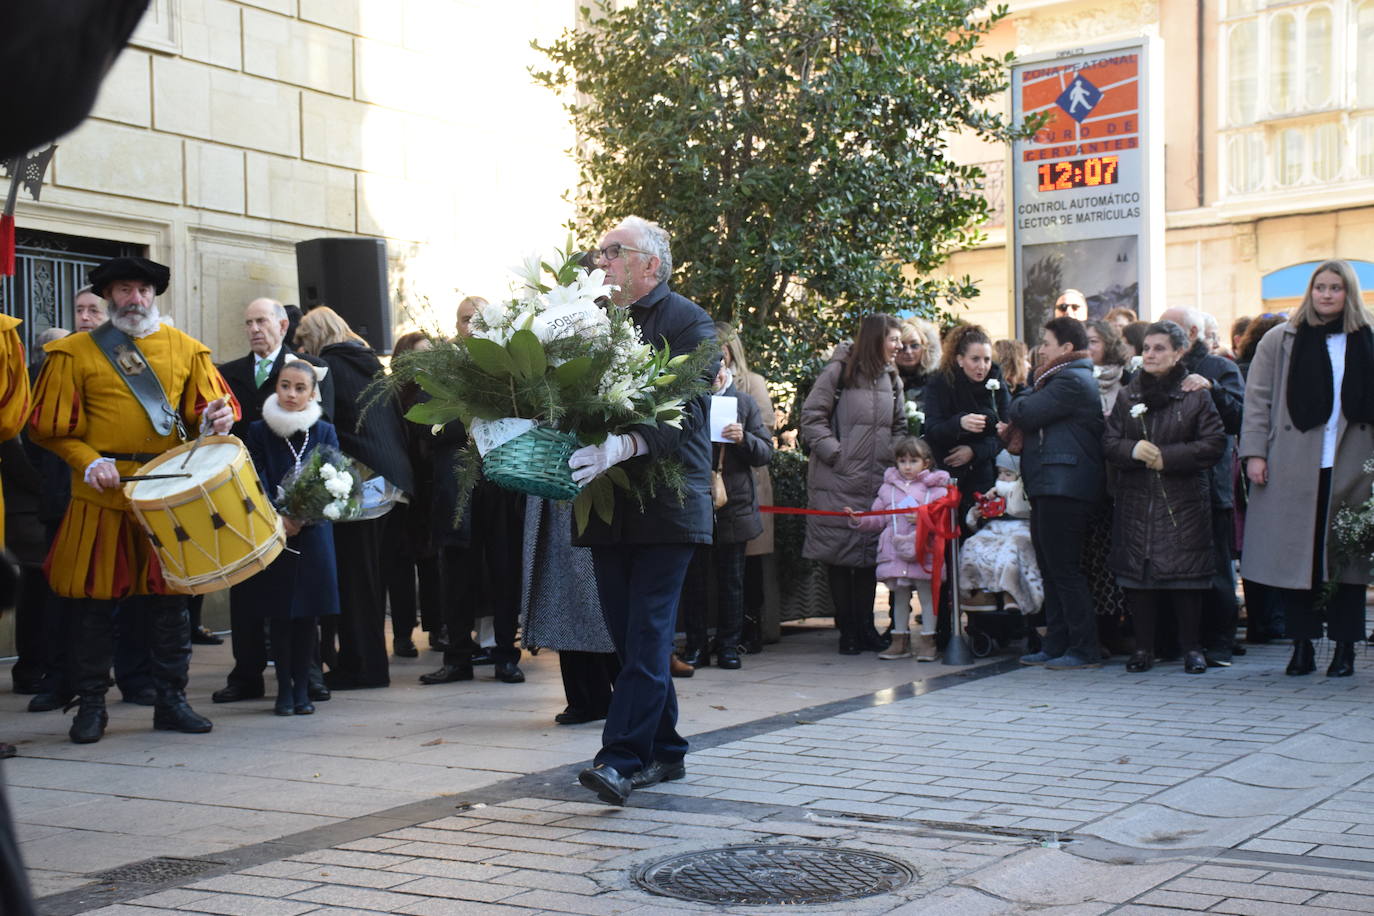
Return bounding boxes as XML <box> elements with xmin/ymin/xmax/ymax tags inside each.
<box><xmin>87</xmin><ymin>257</ymin><xmax>170</xmax><ymax>298</ymax></box>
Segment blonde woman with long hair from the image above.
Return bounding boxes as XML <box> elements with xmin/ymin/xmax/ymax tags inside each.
<box><xmin>1240</xmin><ymin>260</ymin><xmax>1374</xmax><ymax>678</ymax></box>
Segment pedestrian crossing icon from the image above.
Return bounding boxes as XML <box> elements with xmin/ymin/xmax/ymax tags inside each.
<box><xmin>1056</xmin><ymin>75</ymin><xmax>1102</xmax><ymax>123</ymax></box>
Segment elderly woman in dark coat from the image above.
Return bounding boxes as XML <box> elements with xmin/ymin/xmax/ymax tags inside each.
<box><xmin>680</xmin><ymin>363</ymin><xmax>774</xmax><ymax>669</ymax></box>
<box><xmin>800</xmin><ymin>314</ymin><xmax>905</xmax><ymax>654</ymax></box>
<box><xmin>1008</xmin><ymin>317</ymin><xmax>1104</xmax><ymax>670</ymax></box>
<box><xmin>1104</xmin><ymin>320</ymin><xmax>1226</xmax><ymax>675</ymax></box>
<box><xmin>1241</xmin><ymin>260</ymin><xmax>1374</xmax><ymax>677</ymax></box>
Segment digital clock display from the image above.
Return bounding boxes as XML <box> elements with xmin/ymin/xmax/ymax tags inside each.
<box><xmin>1036</xmin><ymin>155</ymin><xmax>1120</xmax><ymax>192</ymax></box>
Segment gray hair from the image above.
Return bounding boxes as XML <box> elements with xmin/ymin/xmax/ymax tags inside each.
<box><xmin>74</xmin><ymin>285</ymin><xmax>95</xmax><ymax>301</ymax></box>
<box><xmin>1145</xmin><ymin>319</ymin><xmax>1189</xmax><ymax>351</ymax></box>
<box><xmin>614</xmin><ymin>215</ymin><xmax>672</xmax><ymax>284</ymax></box>
<box><xmin>36</xmin><ymin>328</ymin><xmax>69</xmax><ymax>347</ymax></box>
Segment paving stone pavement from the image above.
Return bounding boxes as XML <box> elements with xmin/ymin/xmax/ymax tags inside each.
<box><xmin>8</xmin><ymin>628</ymin><xmax>1374</xmax><ymax>914</ymax></box>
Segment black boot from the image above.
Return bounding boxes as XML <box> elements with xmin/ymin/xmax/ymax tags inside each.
<box><xmin>678</xmin><ymin>644</ymin><xmax>711</xmax><ymax>668</ymax></box>
<box><xmin>741</xmin><ymin>611</ymin><xmax>763</xmax><ymax>655</ymax></box>
<box><xmin>1327</xmin><ymin>641</ymin><xmax>1356</xmax><ymax>678</ymax></box>
<box><xmin>154</xmin><ymin>692</ymin><xmax>213</xmax><ymax>732</ymax></box>
<box><xmin>1286</xmin><ymin>639</ymin><xmax>1316</xmax><ymax>676</ymax></box>
<box><xmin>66</xmin><ymin>694</ymin><xmax>107</xmax><ymax>744</ymax></box>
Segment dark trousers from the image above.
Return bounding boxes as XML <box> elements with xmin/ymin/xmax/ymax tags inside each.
<box><xmin>1128</xmin><ymin>588</ymin><xmax>1203</xmax><ymax>655</ymax></box>
<box><xmin>270</xmin><ymin>616</ymin><xmax>316</xmax><ymax>705</ymax></box>
<box><xmin>113</xmin><ymin>598</ymin><xmax>154</xmax><ymax>697</ymax></box>
<box><xmin>1242</xmin><ymin>577</ymin><xmax>1286</xmax><ymax>641</ymax></box>
<box><xmin>226</xmin><ymin>584</ymin><xmax>268</xmax><ymax>692</ymax></box>
<box><xmin>69</xmin><ymin>594</ymin><xmax>191</xmax><ymax>701</ymax></box>
<box><xmin>331</xmin><ymin>515</ymin><xmax>390</xmax><ymax>685</ymax></box>
<box><xmin>825</xmin><ymin>564</ymin><xmax>878</xmax><ymax>643</ymax></box>
<box><xmin>558</xmin><ymin>650</ymin><xmax>620</xmax><ymax>716</ymax></box>
<box><xmin>436</xmin><ymin>543</ymin><xmax>520</xmax><ymax>665</ymax></box>
<box><xmin>11</xmin><ymin>564</ymin><xmax>48</xmax><ymax>689</ymax></box>
<box><xmin>1202</xmin><ymin>508</ymin><xmax>1239</xmax><ymax>654</ymax></box>
<box><xmin>0</xmin><ymin>770</ymin><xmax>36</xmax><ymax>916</ymax></box>
<box><xmin>591</xmin><ymin>544</ymin><xmax>694</xmax><ymax>776</ymax></box>
<box><xmin>1030</xmin><ymin>496</ymin><xmax>1099</xmax><ymax>659</ymax></box>
<box><xmin>1280</xmin><ymin>468</ymin><xmax>1366</xmax><ymax>642</ymax></box>
<box><xmin>681</xmin><ymin>541</ymin><xmax>747</xmax><ymax>650</ymax></box>
<box><xmin>383</xmin><ymin>504</ymin><xmax>443</xmax><ymax>640</ymax></box>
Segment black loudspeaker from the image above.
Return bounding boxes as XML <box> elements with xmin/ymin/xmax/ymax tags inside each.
<box><xmin>295</xmin><ymin>237</ymin><xmax>392</xmax><ymax>353</ymax></box>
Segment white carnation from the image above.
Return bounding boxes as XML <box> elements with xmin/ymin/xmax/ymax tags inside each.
<box><xmin>985</xmin><ymin>379</ymin><xmax>1001</xmax><ymax>391</ymax></box>
<box><xmin>1130</xmin><ymin>403</ymin><xmax>1148</xmax><ymax>418</ymax></box>
<box><xmin>322</xmin><ymin>502</ymin><xmax>342</xmax><ymax>520</ymax></box>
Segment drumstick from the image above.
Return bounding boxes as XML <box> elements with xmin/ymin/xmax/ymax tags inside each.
<box><xmin>120</xmin><ymin>473</ymin><xmax>193</xmax><ymax>482</ymax></box>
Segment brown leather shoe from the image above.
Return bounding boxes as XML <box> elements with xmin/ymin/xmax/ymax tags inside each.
<box><xmin>670</xmin><ymin>655</ymin><xmax>695</xmax><ymax>678</ymax></box>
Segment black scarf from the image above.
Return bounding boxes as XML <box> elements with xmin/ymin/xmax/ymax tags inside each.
<box><xmin>1287</xmin><ymin>320</ymin><xmax>1374</xmax><ymax>432</ymax></box>
<box><xmin>1137</xmin><ymin>362</ymin><xmax>1187</xmax><ymax>410</ymax></box>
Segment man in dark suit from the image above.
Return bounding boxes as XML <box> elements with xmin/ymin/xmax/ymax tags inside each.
<box><xmin>212</xmin><ymin>297</ymin><xmax>334</xmax><ymax>703</ymax></box>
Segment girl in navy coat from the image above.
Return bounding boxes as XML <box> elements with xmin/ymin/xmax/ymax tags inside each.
<box><xmin>241</xmin><ymin>361</ymin><xmax>342</xmax><ymax>715</ymax></box>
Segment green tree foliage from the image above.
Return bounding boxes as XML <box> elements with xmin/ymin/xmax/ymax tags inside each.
<box><xmin>534</xmin><ymin>0</ymin><xmax>1034</xmax><ymax>422</ymax></box>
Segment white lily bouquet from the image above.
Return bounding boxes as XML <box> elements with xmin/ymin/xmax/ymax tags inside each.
<box><xmin>904</xmin><ymin>400</ymin><xmax>924</xmax><ymax>436</ymax></box>
<box><xmin>377</xmin><ymin>238</ymin><xmax>714</xmax><ymax>531</ymax></box>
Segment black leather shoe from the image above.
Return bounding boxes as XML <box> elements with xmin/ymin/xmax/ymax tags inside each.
<box><xmin>418</xmin><ymin>664</ymin><xmax>473</xmax><ymax>685</ymax></box>
<box><xmin>11</xmin><ymin>680</ymin><xmax>41</xmax><ymax>695</ymax></box>
<box><xmin>1125</xmin><ymin>650</ymin><xmax>1153</xmax><ymax>673</ymax></box>
<box><xmin>274</xmin><ymin>697</ymin><xmax>295</xmax><ymax>716</ymax></box>
<box><xmin>1204</xmin><ymin>650</ymin><xmax>1232</xmax><ymax>668</ymax></box>
<box><xmin>394</xmin><ymin>637</ymin><xmax>418</xmax><ymax>658</ymax></box>
<box><xmin>716</xmin><ymin>646</ymin><xmax>741</xmax><ymax>670</ymax></box>
<box><xmin>191</xmin><ymin>626</ymin><xmax>223</xmax><ymax>646</ymax></box>
<box><xmin>578</xmin><ymin>764</ymin><xmax>632</xmax><ymax>805</ymax></box>
<box><xmin>428</xmin><ymin>629</ymin><xmax>450</xmax><ymax>652</ymax></box>
<box><xmin>838</xmin><ymin>637</ymin><xmax>862</xmax><ymax>656</ymax></box>
<box><xmin>1286</xmin><ymin>639</ymin><xmax>1316</xmax><ymax>676</ymax></box>
<box><xmin>0</xmin><ymin>743</ymin><xmax>15</xmax><ymax>759</ymax></box>
<box><xmin>294</xmin><ymin>702</ymin><xmax>315</xmax><ymax>715</ymax></box>
<box><xmin>471</xmin><ymin>647</ymin><xmax>495</xmax><ymax>666</ymax></box>
<box><xmin>630</xmin><ymin>759</ymin><xmax>686</xmax><ymax>789</ymax></box>
<box><xmin>28</xmin><ymin>691</ymin><xmax>73</xmax><ymax>712</ymax></box>
<box><xmin>555</xmin><ymin>707</ymin><xmax>605</xmax><ymax>725</ymax></box>
<box><xmin>678</xmin><ymin>645</ymin><xmax>710</xmax><ymax>668</ymax></box>
<box><xmin>122</xmin><ymin>687</ymin><xmax>157</xmax><ymax>706</ymax></box>
<box><xmin>1328</xmin><ymin>641</ymin><xmax>1356</xmax><ymax>678</ymax></box>
<box><xmin>494</xmin><ymin>661</ymin><xmax>525</xmax><ymax>683</ymax></box>
<box><xmin>323</xmin><ymin>672</ymin><xmax>389</xmax><ymax>690</ymax></box>
<box><xmin>1183</xmin><ymin>650</ymin><xmax>1208</xmax><ymax>674</ymax></box>
<box><xmin>308</xmin><ymin>684</ymin><xmax>331</xmax><ymax>702</ymax></box>
<box><xmin>67</xmin><ymin>696</ymin><xmax>107</xmax><ymax>744</ymax></box>
<box><xmin>154</xmin><ymin>700</ymin><xmax>213</xmax><ymax>733</ymax></box>
<box><xmin>212</xmin><ymin>683</ymin><xmax>264</xmax><ymax>703</ymax></box>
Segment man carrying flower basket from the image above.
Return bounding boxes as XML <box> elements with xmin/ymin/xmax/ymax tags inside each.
<box><xmin>567</xmin><ymin>217</ymin><xmax>719</xmax><ymax>805</ymax></box>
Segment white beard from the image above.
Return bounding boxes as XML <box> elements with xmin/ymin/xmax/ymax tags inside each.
<box><xmin>110</xmin><ymin>302</ymin><xmax>162</xmax><ymax>338</ymax></box>
<box><xmin>261</xmin><ymin>393</ymin><xmax>321</xmax><ymax>439</ymax></box>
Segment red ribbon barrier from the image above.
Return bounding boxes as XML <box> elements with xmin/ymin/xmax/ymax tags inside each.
<box><xmin>760</xmin><ymin>487</ymin><xmax>964</xmax><ymax>619</ymax></box>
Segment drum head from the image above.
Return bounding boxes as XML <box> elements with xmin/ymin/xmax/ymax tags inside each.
<box><xmin>128</xmin><ymin>442</ymin><xmax>242</xmax><ymax>499</ymax></box>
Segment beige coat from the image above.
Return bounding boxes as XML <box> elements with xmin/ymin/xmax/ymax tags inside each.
<box><xmin>736</xmin><ymin>369</ymin><xmax>776</xmax><ymax>555</ymax></box>
<box><xmin>1239</xmin><ymin>322</ymin><xmax>1374</xmax><ymax>589</ymax></box>
<box><xmin>800</xmin><ymin>346</ymin><xmax>906</xmax><ymax>568</ymax></box>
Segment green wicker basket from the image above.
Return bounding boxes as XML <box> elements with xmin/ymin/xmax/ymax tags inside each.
<box><xmin>482</xmin><ymin>425</ymin><xmax>581</xmax><ymax>501</ymax></box>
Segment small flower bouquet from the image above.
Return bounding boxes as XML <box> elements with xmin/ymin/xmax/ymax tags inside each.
<box><xmin>275</xmin><ymin>444</ymin><xmax>364</xmax><ymax>523</ymax></box>
<box><xmin>374</xmin><ymin>237</ymin><xmax>715</xmax><ymax>532</ymax></box>
<box><xmin>1326</xmin><ymin>458</ymin><xmax>1374</xmax><ymax>601</ymax></box>
<box><xmin>904</xmin><ymin>400</ymin><xmax>924</xmax><ymax>436</ymax></box>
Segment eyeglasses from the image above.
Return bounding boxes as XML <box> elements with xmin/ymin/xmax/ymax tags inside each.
<box><xmin>594</xmin><ymin>243</ymin><xmax>651</xmax><ymax>263</ymax></box>
<box><xmin>900</xmin><ymin>343</ymin><xmax>922</xmax><ymax>352</ymax></box>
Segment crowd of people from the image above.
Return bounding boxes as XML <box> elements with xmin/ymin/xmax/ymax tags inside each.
<box><xmin>796</xmin><ymin>263</ymin><xmax>1374</xmax><ymax>681</ymax></box>
<box><xmin>2</xmin><ymin>242</ymin><xmax>1370</xmax><ymax>806</ymax></box>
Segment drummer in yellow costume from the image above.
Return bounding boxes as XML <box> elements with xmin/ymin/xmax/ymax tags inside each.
<box><xmin>29</xmin><ymin>256</ymin><xmax>238</xmax><ymax>744</ymax></box>
<box><xmin>0</xmin><ymin>314</ymin><xmax>33</xmax><ymax>548</ymax></box>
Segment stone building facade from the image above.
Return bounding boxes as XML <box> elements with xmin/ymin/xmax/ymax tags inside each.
<box><xmin>940</xmin><ymin>0</ymin><xmax>1374</xmax><ymax>340</ymax></box>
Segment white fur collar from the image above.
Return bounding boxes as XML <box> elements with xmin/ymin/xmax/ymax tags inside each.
<box><xmin>261</xmin><ymin>393</ymin><xmax>321</xmax><ymax>438</ymax></box>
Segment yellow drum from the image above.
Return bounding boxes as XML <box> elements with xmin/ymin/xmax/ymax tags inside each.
<box><xmin>124</xmin><ymin>436</ymin><xmax>284</xmax><ymax>595</ymax></box>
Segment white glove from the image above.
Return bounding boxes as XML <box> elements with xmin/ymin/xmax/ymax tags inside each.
<box><xmin>84</xmin><ymin>457</ymin><xmax>118</xmax><ymax>491</ymax></box>
<box><xmin>568</xmin><ymin>433</ymin><xmax>642</xmax><ymax>486</ymax></box>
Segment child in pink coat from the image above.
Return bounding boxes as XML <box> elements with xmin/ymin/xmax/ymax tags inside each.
<box><xmin>845</xmin><ymin>437</ymin><xmax>951</xmax><ymax>661</ymax></box>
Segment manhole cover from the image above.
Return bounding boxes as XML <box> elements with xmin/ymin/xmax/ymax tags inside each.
<box><xmin>92</xmin><ymin>857</ymin><xmax>223</xmax><ymax>885</ymax></box>
<box><xmin>634</xmin><ymin>844</ymin><xmax>914</xmax><ymax>905</ymax></box>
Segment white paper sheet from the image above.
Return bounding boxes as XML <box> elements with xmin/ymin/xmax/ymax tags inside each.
<box><xmin>710</xmin><ymin>395</ymin><xmax>738</xmax><ymax>443</ymax></box>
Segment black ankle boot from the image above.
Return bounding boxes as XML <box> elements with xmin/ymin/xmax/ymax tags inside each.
<box><xmin>154</xmin><ymin>694</ymin><xmax>213</xmax><ymax>733</ymax></box>
<box><xmin>1327</xmin><ymin>641</ymin><xmax>1356</xmax><ymax>677</ymax></box>
<box><xmin>1286</xmin><ymin>639</ymin><xmax>1316</xmax><ymax>676</ymax></box>
<box><xmin>67</xmin><ymin>695</ymin><xmax>107</xmax><ymax>744</ymax></box>
<box><xmin>679</xmin><ymin>644</ymin><xmax>711</xmax><ymax>668</ymax></box>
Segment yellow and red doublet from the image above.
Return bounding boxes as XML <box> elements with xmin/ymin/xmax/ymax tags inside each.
<box><xmin>0</xmin><ymin>314</ymin><xmax>32</xmax><ymax>548</ymax></box>
<box><xmin>29</xmin><ymin>325</ymin><xmax>239</xmax><ymax>599</ymax></box>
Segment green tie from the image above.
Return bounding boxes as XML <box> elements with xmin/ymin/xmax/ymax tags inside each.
<box><xmin>255</xmin><ymin>358</ymin><xmax>270</xmax><ymax>387</ymax></box>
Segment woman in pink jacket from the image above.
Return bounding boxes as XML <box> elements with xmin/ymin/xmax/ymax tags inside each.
<box><xmin>846</xmin><ymin>437</ymin><xmax>951</xmax><ymax>661</ymax></box>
